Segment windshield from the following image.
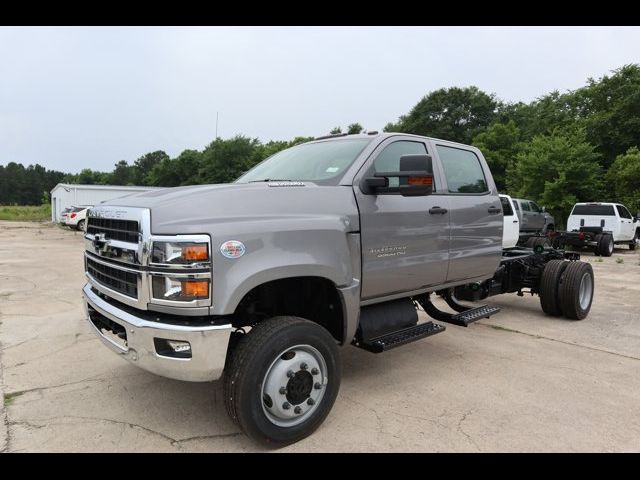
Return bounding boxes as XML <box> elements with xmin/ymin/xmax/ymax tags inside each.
<box><xmin>236</xmin><ymin>138</ymin><xmax>372</xmax><ymax>184</ymax></box>
<box><xmin>572</xmin><ymin>205</ymin><xmax>615</xmax><ymax>216</ymax></box>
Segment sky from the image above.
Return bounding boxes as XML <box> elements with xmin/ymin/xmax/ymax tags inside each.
<box><xmin>1</xmin><ymin>26</ymin><xmax>639</xmax><ymax>174</ymax></box>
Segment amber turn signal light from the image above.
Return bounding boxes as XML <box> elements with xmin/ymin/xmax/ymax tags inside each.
<box><xmin>408</xmin><ymin>176</ymin><xmax>433</xmax><ymax>186</ymax></box>
<box><xmin>181</xmin><ymin>280</ymin><xmax>209</xmax><ymax>298</ymax></box>
<box><xmin>182</xmin><ymin>245</ymin><xmax>209</xmax><ymax>261</ymax></box>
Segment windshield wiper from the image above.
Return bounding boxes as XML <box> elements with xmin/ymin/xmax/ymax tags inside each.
<box><xmin>247</xmin><ymin>179</ymin><xmax>301</xmax><ymax>183</ymax></box>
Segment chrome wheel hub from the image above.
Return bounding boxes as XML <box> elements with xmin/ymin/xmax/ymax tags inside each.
<box><xmin>261</xmin><ymin>345</ymin><xmax>327</xmax><ymax>427</ymax></box>
<box><xmin>579</xmin><ymin>273</ymin><xmax>593</xmax><ymax>310</ymax></box>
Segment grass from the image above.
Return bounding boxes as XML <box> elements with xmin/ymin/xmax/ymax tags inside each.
<box><xmin>616</xmin><ymin>257</ymin><xmax>624</xmax><ymax>264</ymax></box>
<box><xmin>0</xmin><ymin>204</ymin><xmax>51</xmax><ymax>222</ymax></box>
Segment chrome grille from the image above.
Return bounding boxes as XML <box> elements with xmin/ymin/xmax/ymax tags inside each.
<box><xmin>87</xmin><ymin>218</ymin><xmax>140</xmax><ymax>243</ymax></box>
<box><xmin>86</xmin><ymin>257</ymin><xmax>138</xmax><ymax>298</ymax></box>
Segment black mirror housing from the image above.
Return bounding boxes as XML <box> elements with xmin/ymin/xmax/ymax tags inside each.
<box><xmin>363</xmin><ymin>154</ymin><xmax>434</xmax><ymax>196</ymax></box>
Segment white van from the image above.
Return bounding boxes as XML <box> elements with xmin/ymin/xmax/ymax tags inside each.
<box><xmin>566</xmin><ymin>202</ymin><xmax>639</xmax><ymax>250</ymax></box>
<box><xmin>499</xmin><ymin>194</ymin><xmax>520</xmax><ymax>249</ymax></box>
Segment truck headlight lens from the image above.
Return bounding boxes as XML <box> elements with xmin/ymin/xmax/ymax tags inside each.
<box><xmin>152</xmin><ymin>276</ymin><xmax>210</xmax><ymax>301</ymax></box>
<box><xmin>151</xmin><ymin>241</ymin><xmax>209</xmax><ymax>265</ymax></box>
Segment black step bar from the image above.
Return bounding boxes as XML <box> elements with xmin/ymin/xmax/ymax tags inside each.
<box><xmin>416</xmin><ymin>293</ymin><xmax>500</xmax><ymax>327</ymax></box>
<box><xmin>354</xmin><ymin>321</ymin><xmax>446</xmax><ymax>353</ymax></box>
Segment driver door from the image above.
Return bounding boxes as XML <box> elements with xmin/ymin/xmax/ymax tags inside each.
<box><xmin>353</xmin><ymin>138</ymin><xmax>450</xmax><ymax>300</ymax></box>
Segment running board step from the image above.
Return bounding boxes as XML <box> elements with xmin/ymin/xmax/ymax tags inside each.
<box><xmin>447</xmin><ymin>305</ymin><xmax>501</xmax><ymax>327</ymax></box>
<box><xmin>355</xmin><ymin>321</ymin><xmax>446</xmax><ymax>353</ymax></box>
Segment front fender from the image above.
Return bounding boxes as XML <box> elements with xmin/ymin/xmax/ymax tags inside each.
<box><xmin>212</xmin><ymin>227</ymin><xmax>358</xmax><ymax>316</ymax></box>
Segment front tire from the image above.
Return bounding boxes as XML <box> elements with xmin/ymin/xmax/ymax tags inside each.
<box><xmin>559</xmin><ymin>261</ymin><xmax>594</xmax><ymax>320</ymax></box>
<box><xmin>223</xmin><ymin>316</ymin><xmax>341</xmax><ymax>447</ymax></box>
<box><xmin>76</xmin><ymin>219</ymin><xmax>86</xmax><ymax>232</ymax></box>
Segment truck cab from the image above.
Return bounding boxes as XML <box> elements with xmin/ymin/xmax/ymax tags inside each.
<box><xmin>566</xmin><ymin>202</ymin><xmax>639</xmax><ymax>250</ymax></box>
<box><xmin>82</xmin><ymin>133</ymin><xmax>595</xmax><ymax>447</ymax></box>
<box><xmin>512</xmin><ymin>197</ymin><xmax>555</xmax><ymax>233</ymax></box>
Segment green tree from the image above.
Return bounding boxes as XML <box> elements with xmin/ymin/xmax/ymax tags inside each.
<box><xmin>606</xmin><ymin>146</ymin><xmax>640</xmax><ymax>213</ymax></box>
<box><xmin>133</xmin><ymin>150</ymin><xmax>170</xmax><ymax>185</ymax></box>
<box><xmin>507</xmin><ymin>130</ymin><xmax>603</xmax><ymax>226</ymax></box>
<box><xmin>385</xmin><ymin>86</ymin><xmax>500</xmax><ymax>144</ymax></box>
<box><xmin>570</xmin><ymin>64</ymin><xmax>640</xmax><ymax>167</ymax></box>
<box><xmin>329</xmin><ymin>127</ymin><xmax>342</xmax><ymax>134</ymax></box>
<box><xmin>199</xmin><ymin>136</ymin><xmax>261</xmax><ymax>184</ymax></box>
<box><xmin>347</xmin><ymin>123</ymin><xmax>364</xmax><ymax>134</ymax></box>
<box><xmin>110</xmin><ymin>160</ymin><xmax>136</xmax><ymax>185</ymax></box>
<box><xmin>472</xmin><ymin>120</ymin><xmax>521</xmax><ymax>191</ymax></box>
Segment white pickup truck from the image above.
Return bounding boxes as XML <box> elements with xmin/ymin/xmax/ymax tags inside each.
<box><xmin>560</xmin><ymin>202</ymin><xmax>639</xmax><ymax>255</ymax></box>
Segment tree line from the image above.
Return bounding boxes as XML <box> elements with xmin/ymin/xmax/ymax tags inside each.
<box><xmin>2</xmin><ymin>64</ymin><xmax>639</xmax><ymax>224</ymax></box>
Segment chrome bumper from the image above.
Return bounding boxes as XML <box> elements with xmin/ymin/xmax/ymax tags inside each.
<box><xmin>82</xmin><ymin>284</ymin><xmax>232</xmax><ymax>382</ymax></box>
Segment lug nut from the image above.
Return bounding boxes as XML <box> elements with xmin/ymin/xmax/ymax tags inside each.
<box><xmin>314</xmin><ymin>382</ymin><xmax>322</xmax><ymax>390</ymax></box>
<box><xmin>282</xmin><ymin>402</ymin><xmax>291</xmax><ymax>410</ymax></box>
<box><xmin>279</xmin><ymin>387</ymin><xmax>287</xmax><ymax>395</ymax></box>
<box><xmin>311</xmin><ymin>368</ymin><xmax>319</xmax><ymax>375</ymax></box>
<box><xmin>300</xmin><ymin>363</ymin><xmax>308</xmax><ymax>370</ymax></box>
<box><xmin>307</xmin><ymin>398</ymin><xmax>315</xmax><ymax>406</ymax></box>
<box><xmin>287</xmin><ymin>370</ymin><xmax>295</xmax><ymax>378</ymax></box>
<box><xmin>294</xmin><ymin>406</ymin><xmax>302</xmax><ymax>414</ymax></box>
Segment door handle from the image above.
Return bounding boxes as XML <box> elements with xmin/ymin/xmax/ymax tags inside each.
<box><xmin>513</xmin><ymin>220</ymin><xmax>518</xmax><ymax>223</ymax></box>
<box><xmin>429</xmin><ymin>207</ymin><xmax>448</xmax><ymax>215</ymax></box>
<box><xmin>488</xmin><ymin>206</ymin><xmax>501</xmax><ymax>214</ymax></box>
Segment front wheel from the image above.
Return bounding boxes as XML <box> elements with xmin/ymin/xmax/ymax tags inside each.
<box><xmin>223</xmin><ymin>316</ymin><xmax>341</xmax><ymax>447</ymax></box>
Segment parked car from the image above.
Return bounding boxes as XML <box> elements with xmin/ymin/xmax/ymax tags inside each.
<box><xmin>556</xmin><ymin>202</ymin><xmax>640</xmax><ymax>255</ymax></box>
<box><xmin>59</xmin><ymin>207</ymin><xmax>73</xmax><ymax>224</ymax></box>
<box><xmin>500</xmin><ymin>194</ymin><xmax>519</xmax><ymax>248</ymax></box>
<box><xmin>512</xmin><ymin>198</ymin><xmax>555</xmax><ymax>234</ymax></box>
<box><xmin>65</xmin><ymin>205</ymin><xmax>92</xmax><ymax>231</ymax></box>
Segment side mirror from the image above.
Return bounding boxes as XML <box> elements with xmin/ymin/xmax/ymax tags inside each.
<box><xmin>541</xmin><ymin>206</ymin><xmax>546</xmax><ymax>213</ymax></box>
<box><xmin>363</xmin><ymin>154</ymin><xmax>434</xmax><ymax>197</ymax></box>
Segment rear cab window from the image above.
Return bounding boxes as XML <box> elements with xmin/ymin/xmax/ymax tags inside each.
<box><xmin>572</xmin><ymin>205</ymin><xmax>616</xmax><ymax>216</ymax></box>
<box><xmin>436</xmin><ymin>145</ymin><xmax>488</xmax><ymax>194</ymax></box>
<box><xmin>500</xmin><ymin>197</ymin><xmax>514</xmax><ymax>216</ymax></box>
<box><xmin>616</xmin><ymin>205</ymin><xmax>632</xmax><ymax>219</ymax></box>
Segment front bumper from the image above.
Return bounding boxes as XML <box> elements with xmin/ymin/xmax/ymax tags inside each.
<box><xmin>82</xmin><ymin>284</ymin><xmax>232</xmax><ymax>382</ymax></box>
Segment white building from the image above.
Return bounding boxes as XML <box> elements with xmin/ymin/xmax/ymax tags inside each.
<box><xmin>50</xmin><ymin>183</ymin><xmax>163</xmax><ymax>222</ymax></box>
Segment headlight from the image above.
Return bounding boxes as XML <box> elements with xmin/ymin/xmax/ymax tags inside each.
<box><xmin>148</xmin><ymin>235</ymin><xmax>212</xmax><ymax>307</ymax></box>
<box><xmin>152</xmin><ymin>276</ymin><xmax>210</xmax><ymax>301</ymax></box>
<box><xmin>151</xmin><ymin>241</ymin><xmax>209</xmax><ymax>264</ymax></box>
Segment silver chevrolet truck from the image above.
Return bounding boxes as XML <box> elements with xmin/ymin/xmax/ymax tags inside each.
<box><xmin>82</xmin><ymin>132</ymin><xmax>595</xmax><ymax>446</ymax></box>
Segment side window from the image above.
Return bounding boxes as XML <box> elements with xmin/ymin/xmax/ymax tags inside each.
<box><xmin>500</xmin><ymin>197</ymin><xmax>514</xmax><ymax>216</ymax></box>
<box><xmin>436</xmin><ymin>145</ymin><xmax>488</xmax><ymax>193</ymax></box>
<box><xmin>529</xmin><ymin>201</ymin><xmax>541</xmax><ymax>213</ymax></box>
<box><xmin>374</xmin><ymin>141</ymin><xmax>428</xmax><ymax>188</ymax></box>
<box><xmin>513</xmin><ymin>201</ymin><xmax>520</xmax><ymax>212</ymax></box>
<box><xmin>521</xmin><ymin>202</ymin><xmax>531</xmax><ymax>212</ymax></box>
<box><xmin>617</xmin><ymin>205</ymin><xmax>632</xmax><ymax>219</ymax></box>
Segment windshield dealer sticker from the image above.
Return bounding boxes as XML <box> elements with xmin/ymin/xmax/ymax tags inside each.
<box><xmin>220</xmin><ymin>240</ymin><xmax>246</xmax><ymax>259</ymax></box>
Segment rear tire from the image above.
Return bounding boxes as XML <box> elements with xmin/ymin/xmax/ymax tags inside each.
<box><xmin>539</xmin><ymin>260</ymin><xmax>569</xmax><ymax>316</ymax></box>
<box><xmin>559</xmin><ymin>262</ymin><xmax>594</xmax><ymax>320</ymax></box>
<box><xmin>597</xmin><ymin>234</ymin><xmax>614</xmax><ymax>257</ymax></box>
<box><xmin>223</xmin><ymin>316</ymin><xmax>341</xmax><ymax>447</ymax></box>
<box><xmin>630</xmin><ymin>232</ymin><xmax>637</xmax><ymax>250</ymax></box>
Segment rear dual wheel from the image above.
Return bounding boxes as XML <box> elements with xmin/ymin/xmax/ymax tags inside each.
<box><xmin>594</xmin><ymin>233</ymin><xmax>614</xmax><ymax>257</ymax></box>
<box><xmin>539</xmin><ymin>260</ymin><xmax>594</xmax><ymax>320</ymax></box>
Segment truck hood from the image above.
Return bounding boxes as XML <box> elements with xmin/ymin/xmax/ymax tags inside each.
<box><xmin>100</xmin><ymin>182</ymin><xmax>361</xmax><ymax>234</ymax></box>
